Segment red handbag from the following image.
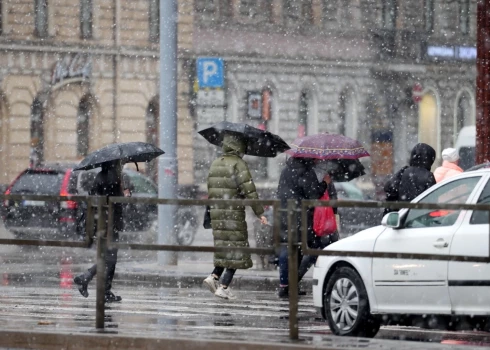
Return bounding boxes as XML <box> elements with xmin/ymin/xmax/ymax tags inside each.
<box><xmin>313</xmin><ymin>190</ymin><xmax>337</xmax><ymax>237</ymax></box>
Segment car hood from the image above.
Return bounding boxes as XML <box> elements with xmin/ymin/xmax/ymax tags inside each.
<box><xmin>326</xmin><ymin>225</ymin><xmax>387</xmax><ymax>252</ymax></box>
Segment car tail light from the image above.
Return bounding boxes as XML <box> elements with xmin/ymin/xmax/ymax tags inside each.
<box><xmin>60</xmin><ymin>170</ymin><xmax>77</xmax><ymax>210</ymax></box>
<box><xmin>3</xmin><ymin>172</ymin><xmax>22</xmax><ymax>207</ymax></box>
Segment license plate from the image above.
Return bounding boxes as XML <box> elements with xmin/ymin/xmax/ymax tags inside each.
<box><xmin>22</xmin><ymin>200</ymin><xmax>45</xmax><ymax>206</ymax></box>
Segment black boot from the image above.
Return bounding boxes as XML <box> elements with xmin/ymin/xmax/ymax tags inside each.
<box><xmin>73</xmin><ymin>273</ymin><xmax>91</xmax><ymax>298</ymax></box>
<box><xmin>105</xmin><ymin>291</ymin><xmax>122</xmax><ymax>303</ymax></box>
<box><xmin>278</xmin><ymin>286</ymin><xmax>289</xmax><ymax>298</ymax></box>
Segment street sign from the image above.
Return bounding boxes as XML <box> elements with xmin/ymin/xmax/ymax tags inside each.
<box><xmin>197</xmin><ymin>90</ymin><xmax>225</xmax><ymax>106</ymax></box>
<box><xmin>197</xmin><ymin>57</ymin><xmax>224</xmax><ymax>88</ymax></box>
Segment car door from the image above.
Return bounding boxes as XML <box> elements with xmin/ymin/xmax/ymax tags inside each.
<box><xmin>372</xmin><ymin>175</ymin><xmax>484</xmax><ymax>314</ymax></box>
<box><xmin>449</xmin><ymin>174</ymin><xmax>490</xmax><ymax>315</ymax></box>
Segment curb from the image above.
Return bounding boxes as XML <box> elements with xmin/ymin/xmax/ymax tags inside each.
<box><xmin>2</xmin><ymin>271</ymin><xmax>313</xmax><ymax>291</ymax></box>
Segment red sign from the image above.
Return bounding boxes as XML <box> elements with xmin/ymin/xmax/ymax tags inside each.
<box><xmin>412</xmin><ymin>83</ymin><xmax>423</xmax><ymax>103</ymax></box>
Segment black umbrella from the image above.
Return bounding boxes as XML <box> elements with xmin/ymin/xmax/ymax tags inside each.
<box><xmin>74</xmin><ymin>142</ymin><xmax>164</xmax><ymax>171</ymax></box>
<box><xmin>317</xmin><ymin>159</ymin><xmax>366</xmax><ymax>182</ymax></box>
<box><xmin>198</xmin><ymin>121</ymin><xmax>290</xmax><ymax>157</ymax></box>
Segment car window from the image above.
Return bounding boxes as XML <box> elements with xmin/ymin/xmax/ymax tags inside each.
<box><xmin>127</xmin><ymin>173</ymin><xmax>157</xmax><ymax>195</ymax></box>
<box><xmin>10</xmin><ymin>172</ymin><xmax>64</xmax><ymax>195</ymax></box>
<box><xmin>341</xmin><ymin>182</ymin><xmax>364</xmax><ymax>200</ymax></box>
<box><xmin>78</xmin><ymin>171</ymin><xmax>98</xmax><ymax>194</ymax></box>
<box><xmin>470</xmin><ymin>179</ymin><xmax>490</xmax><ymax>225</ymax></box>
<box><xmin>404</xmin><ymin>176</ymin><xmax>481</xmax><ymax>229</ymax></box>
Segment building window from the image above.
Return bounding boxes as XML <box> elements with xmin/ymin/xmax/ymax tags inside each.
<box><xmin>80</xmin><ymin>0</ymin><xmax>93</xmax><ymax>39</ymax></box>
<box><xmin>146</xmin><ymin>99</ymin><xmax>159</xmax><ymax>181</ymax></box>
<box><xmin>149</xmin><ymin>0</ymin><xmax>159</xmax><ymax>43</ymax></box>
<box><xmin>77</xmin><ymin>97</ymin><xmax>91</xmax><ymax>157</ymax></box>
<box><xmin>339</xmin><ymin>88</ymin><xmax>357</xmax><ymax>138</ymax></box>
<box><xmin>35</xmin><ymin>0</ymin><xmax>48</xmax><ymax>38</ymax></box>
<box><xmin>323</xmin><ymin>0</ymin><xmax>338</xmax><ymax>23</ymax></box>
<box><xmin>298</xmin><ymin>91</ymin><xmax>310</xmax><ymax>137</ymax></box>
<box><xmin>424</xmin><ymin>0</ymin><xmax>434</xmax><ymax>32</ymax></box>
<box><xmin>383</xmin><ymin>0</ymin><xmax>397</xmax><ymax>29</ymax></box>
<box><xmin>30</xmin><ymin>98</ymin><xmax>44</xmax><ymax>167</ymax></box>
<box><xmin>459</xmin><ymin>0</ymin><xmax>470</xmax><ymax>35</ymax></box>
<box><xmin>285</xmin><ymin>0</ymin><xmax>313</xmax><ymax>26</ymax></box>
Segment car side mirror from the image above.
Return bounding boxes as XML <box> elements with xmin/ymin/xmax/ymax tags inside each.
<box><xmin>381</xmin><ymin>212</ymin><xmax>401</xmax><ymax>229</ymax></box>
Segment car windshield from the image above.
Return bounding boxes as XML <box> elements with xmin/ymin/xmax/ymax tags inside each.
<box><xmin>10</xmin><ymin>172</ymin><xmax>64</xmax><ymax>195</ymax></box>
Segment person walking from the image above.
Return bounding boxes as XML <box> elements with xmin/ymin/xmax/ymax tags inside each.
<box><xmin>384</xmin><ymin>143</ymin><xmax>436</xmax><ymax>214</ymax></box>
<box><xmin>298</xmin><ymin>166</ymin><xmax>339</xmax><ymax>285</ymax></box>
<box><xmin>202</xmin><ymin>133</ymin><xmax>267</xmax><ymax>300</ymax></box>
<box><xmin>434</xmin><ymin>148</ymin><xmax>463</xmax><ymax>183</ymax></box>
<box><xmin>276</xmin><ymin>157</ymin><xmax>330</xmax><ymax>298</ymax></box>
<box><xmin>73</xmin><ymin>160</ymin><xmax>130</xmax><ymax>303</ymax></box>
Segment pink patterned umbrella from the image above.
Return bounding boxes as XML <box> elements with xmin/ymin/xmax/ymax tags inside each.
<box><xmin>286</xmin><ymin>133</ymin><xmax>370</xmax><ymax>160</ymax></box>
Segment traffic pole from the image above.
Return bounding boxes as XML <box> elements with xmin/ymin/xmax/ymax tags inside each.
<box><xmin>158</xmin><ymin>0</ymin><xmax>178</xmax><ymax>265</ymax></box>
<box><xmin>476</xmin><ymin>0</ymin><xmax>490</xmax><ymax>164</ymax></box>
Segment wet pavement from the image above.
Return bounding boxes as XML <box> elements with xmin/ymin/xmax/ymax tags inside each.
<box><xmin>1</xmin><ymin>285</ymin><xmax>490</xmax><ymax>349</ymax></box>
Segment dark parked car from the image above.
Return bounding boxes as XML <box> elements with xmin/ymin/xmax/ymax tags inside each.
<box><xmin>2</xmin><ymin>164</ymin><xmax>199</xmax><ymax>244</ymax></box>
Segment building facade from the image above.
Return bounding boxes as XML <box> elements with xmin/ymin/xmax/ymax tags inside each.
<box><xmin>0</xmin><ymin>0</ymin><xmax>478</xmax><ymax>196</ymax></box>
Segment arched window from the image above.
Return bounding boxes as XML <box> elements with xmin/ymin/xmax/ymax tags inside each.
<box><xmin>35</xmin><ymin>0</ymin><xmax>48</xmax><ymax>38</ymax></box>
<box><xmin>383</xmin><ymin>0</ymin><xmax>397</xmax><ymax>29</ymax></box>
<box><xmin>339</xmin><ymin>88</ymin><xmax>357</xmax><ymax>138</ymax></box>
<box><xmin>30</xmin><ymin>98</ymin><xmax>44</xmax><ymax>167</ymax></box>
<box><xmin>459</xmin><ymin>0</ymin><xmax>470</xmax><ymax>35</ymax></box>
<box><xmin>77</xmin><ymin>96</ymin><xmax>92</xmax><ymax>157</ymax></box>
<box><xmin>425</xmin><ymin>0</ymin><xmax>435</xmax><ymax>32</ymax></box>
<box><xmin>149</xmin><ymin>0</ymin><xmax>159</xmax><ymax>43</ymax></box>
<box><xmin>298</xmin><ymin>91</ymin><xmax>309</xmax><ymax>137</ymax></box>
<box><xmin>323</xmin><ymin>0</ymin><xmax>338</xmax><ymax>22</ymax></box>
<box><xmin>80</xmin><ymin>0</ymin><xmax>93</xmax><ymax>39</ymax></box>
<box><xmin>146</xmin><ymin>99</ymin><xmax>159</xmax><ymax>181</ymax></box>
<box><xmin>418</xmin><ymin>91</ymin><xmax>439</xmax><ymax>154</ymax></box>
<box><xmin>285</xmin><ymin>0</ymin><xmax>313</xmax><ymax>26</ymax></box>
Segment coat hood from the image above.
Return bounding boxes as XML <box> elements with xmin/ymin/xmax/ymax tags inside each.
<box><xmin>222</xmin><ymin>133</ymin><xmax>246</xmax><ymax>156</ymax></box>
<box><xmin>409</xmin><ymin>143</ymin><xmax>436</xmax><ymax>170</ymax></box>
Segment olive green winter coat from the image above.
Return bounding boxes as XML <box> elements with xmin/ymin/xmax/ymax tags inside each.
<box><xmin>207</xmin><ymin>134</ymin><xmax>264</xmax><ymax>269</ymax></box>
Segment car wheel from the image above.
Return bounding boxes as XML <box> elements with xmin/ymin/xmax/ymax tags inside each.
<box><xmin>324</xmin><ymin>266</ymin><xmax>380</xmax><ymax>338</ymax></box>
<box><xmin>176</xmin><ymin>216</ymin><xmax>196</xmax><ymax>246</ymax></box>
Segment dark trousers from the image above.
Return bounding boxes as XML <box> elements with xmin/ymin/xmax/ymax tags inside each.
<box><xmin>279</xmin><ymin>233</ymin><xmax>339</xmax><ymax>286</ymax></box>
<box><xmin>212</xmin><ymin>266</ymin><xmax>236</xmax><ymax>286</ymax></box>
<box><xmin>85</xmin><ymin>247</ymin><xmax>118</xmax><ymax>291</ymax></box>
<box><xmin>298</xmin><ymin>233</ymin><xmax>339</xmax><ymax>283</ymax></box>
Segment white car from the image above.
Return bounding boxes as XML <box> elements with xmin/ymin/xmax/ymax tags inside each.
<box><xmin>313</xmin><ymin>169</ymin><xmax>490</xmax><ymax>337</ymax></box>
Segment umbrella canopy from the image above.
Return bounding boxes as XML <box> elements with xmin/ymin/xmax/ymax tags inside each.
<box><xmin>286</xmin><ymin>133</ymin><xmax>370</xmax><ymax>160</ymax></box>
<box><xmin>316</xmin><ymin>159</ymin><xmax>366</xmax><ymax>182</ymax></box>
<box><xmin>198</xmin><ymin>121</ymin><xmax>290</xmax><ymax>158</ymax></box>
<box><xmin>74</xmin><ymin>142</ymin><xmax>164</xmax><ymax>171</ymax></box>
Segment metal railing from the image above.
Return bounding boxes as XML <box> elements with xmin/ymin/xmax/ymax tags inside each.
<box><xmin>1</xmin><ymin>194</ymin><xmax>490</xmax><ymax>340</ymax></box>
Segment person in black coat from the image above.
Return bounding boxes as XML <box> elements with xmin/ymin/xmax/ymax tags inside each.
<box><xmin>73</xmin><ymin>160</ymin><xmax>131</xmax><ymax>303</ymax></box>
<box><xmin>276</xmin><ymin>157</ymin><xmax>330</xmax><ymax>298</ymax></box>
<box><xmin>384</xmin><ymin>143</ymin><xmax>436</xmax><ymax>214</ymax></box>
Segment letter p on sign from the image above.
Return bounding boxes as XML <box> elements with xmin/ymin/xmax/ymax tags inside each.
<box><xmin>197</xmin><ymin>57</ymin><xmax>224</xmax><ymax>89</ymax></box>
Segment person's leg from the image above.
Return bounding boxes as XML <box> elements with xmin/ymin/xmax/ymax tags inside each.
<box><xmin>73</xmin><ymin>264</ymin><xmax>97</xmax><ymax>298</ymax></box>
<box><xmin>279</xmin><ymin>245</ymin><xmax>289</xmax><ymax>287</ymax></box>
<box><xmin>204</xmin><ymin>266</ymin><xmax>223</xmax><ymax>294</ymax></box>
<box><xmin>214</xmin><ymin>269</ymin><xmax>237</xmax><ymax>300</ymax></box>
<box><xmin>220</xmin><ymin>268</ymin><xmax>236</xmax><ymax>287</ymax></box>
<box><xmin>298</xmin><ymin>255</ymin><xmax>318</xmax><ymax>282</ymax></box>
<box><xmin>104</xmin><ymin>247</ymin><xmax>121</xmax><ymax>302</ymax></box>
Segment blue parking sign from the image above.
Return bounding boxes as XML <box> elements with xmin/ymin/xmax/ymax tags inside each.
<box><xmin>197</xmin><ymin>57</ymin><xmax>224</xmax><ymax>88</ymax></box>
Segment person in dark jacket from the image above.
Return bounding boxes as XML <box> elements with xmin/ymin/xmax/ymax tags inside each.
<box><xmin>384</xmin><ymin>143</ymin><xmax>436</xmax><ymax>214</ymax></box>
<box><xmin>73</xmin><ymin>160</ymin><xmax>130</xmax><ymax>303</ymax></box>
<box><xmin>202</xmin><ymin>133</ymin><xmax>268</xmax><ymax>300</ymax></box>
<box><xmin>298</xmin><ymin>173</ymin><xmax>339</xmax><ymax>284</ymax></box>
<box><xmin>276</xmin><ymin>157</ymin><xmax>330</xmax><ymax>298</ymax></box>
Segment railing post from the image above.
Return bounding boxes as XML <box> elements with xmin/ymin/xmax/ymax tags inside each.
<box><xmin>287</xmin><ymin>199</ymin><xmax>299</xmax><ymax>340</ymax></box>
<box><xmin>85</xmin><ymin>196</ymin><xmax>95</xmax><ymax>246</ymax></box>
<box><xmin>95</xmin><ymin>198</ymin><xmax>107</xmax><ymax>329</ymax></box>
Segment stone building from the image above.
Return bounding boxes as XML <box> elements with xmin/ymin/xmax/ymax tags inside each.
<box><xmin>0</xmin><ymin>0</ymin><xmax>478</xmax><ymax>196</ymax></box>
<box><xmin>0</xmin><ymin>0</ymin><xmax>194</xmax><ymax>186</ymax></box>
<box><xmin>191</xmin><ymin>0</ymin><xmax>478</xmax><ymax>194</ymax></box>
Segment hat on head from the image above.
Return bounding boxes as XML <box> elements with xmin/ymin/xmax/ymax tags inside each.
<box><xmin>442</xmin><ymin>148</ymin><xmax>459</xmax><ymax>163</ymax></box>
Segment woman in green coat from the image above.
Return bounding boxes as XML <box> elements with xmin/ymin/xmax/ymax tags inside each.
<box><xmin>203</xmin><ymin>133</ymin><xmax>268</xmax><ymax>300</ymax></box>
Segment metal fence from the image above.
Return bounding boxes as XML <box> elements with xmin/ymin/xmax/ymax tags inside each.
<box><xmin>1</xmin><ymin>194</ymin><xmax>490</xmax><ymax>340</ymax></box>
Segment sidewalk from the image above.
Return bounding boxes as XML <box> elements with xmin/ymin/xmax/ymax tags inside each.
<box><xmin>1</xmin><ymin>259</ymin><xmax>313</xmax><ymax>291</ymax></box>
